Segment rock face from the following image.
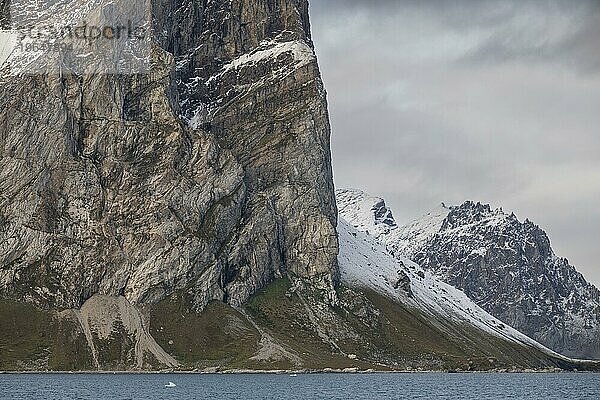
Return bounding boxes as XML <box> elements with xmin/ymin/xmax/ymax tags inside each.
<box><xmin>337</xmin><ymin>189</ymin><xmax>600</xmax><ymax>360</ymax></box>
<box><xmin>0</xmin><ymin>0</ymin><xmax>338</xmax><ymax>311</ymax></box>
<box><xmin>410</xmin><ymin>202</ymin><xmax>600</xmax><ymax>360</ymax></box>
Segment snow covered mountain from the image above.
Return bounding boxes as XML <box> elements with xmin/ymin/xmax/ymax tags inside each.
<box><xmin>2</xmin><ymin>0</ymin><xmax>597</xmax><ymax>373</ymax></box>
<box><xmin>337</xmin><ymin>188</ymin><xmax>600</xmax><ymax>360</ymax></box>
<box><xmin>338</xmin><ymin>218</ymin><xmax>564</xmax><ymax>359</ymax></box>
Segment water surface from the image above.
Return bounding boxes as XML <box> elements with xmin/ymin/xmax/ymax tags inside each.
<box><xmin>1</xmin><ymin>372</ymin><xmax>599</xmax><ymax>399</ymax></box>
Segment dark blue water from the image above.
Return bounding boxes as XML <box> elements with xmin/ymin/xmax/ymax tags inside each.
<box><xmin>1</xmin><ymin>373</ymin><xmax>599</xmax><ymax>400</ymax></box>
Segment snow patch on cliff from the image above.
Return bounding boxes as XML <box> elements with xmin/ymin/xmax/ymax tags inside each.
<box><xmin>221</xmin><ymin>39</ymin><xmax>314</xmax><ymax>73</ymax></box>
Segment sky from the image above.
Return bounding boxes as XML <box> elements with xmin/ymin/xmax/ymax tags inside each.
<box><xmin>309</xmin><ymin>0</ymin><xmax>600</xmax><ymax>286</ymax></box>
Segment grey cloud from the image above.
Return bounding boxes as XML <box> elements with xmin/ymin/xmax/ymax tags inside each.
<box><xmin>310</xmin><ymin>0</ymin><xmax>600</xmax><ymax>285</ymax></box>
<box><xmin>460</xmin><ymin>7</ymin><xmax>600</xmax><ymax>74</ymax></box>
<box><xmin>312</xmin><ymin>0</ymin><xmax>600</xmax><ymax>74</ymax></box>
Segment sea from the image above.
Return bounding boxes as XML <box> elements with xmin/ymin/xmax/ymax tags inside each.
<box><xmin>0</xmin><ymin>372</ymin><xmax>599</xmax><ymax>400</ymax></box>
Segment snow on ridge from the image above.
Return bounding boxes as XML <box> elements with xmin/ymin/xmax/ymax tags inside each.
<box><xmin>337</xmin><ymin>217</ymin><xmax>566</xmax><ymax>359</ymax></box>
<box><xmin>336</xmin><ymin>189</ymin><xmax>599</xmax><ymax>362</ymax></box>
<box><xmin>335</xmin><ymin>188</ymin><xmax>449</xmax><ymax>259</ymax></box>
<box><xmin>387</xmin><ymin>203</ymin><xmax>450</xmax><ymax>259</ymax></box>
<box><xmin>183</xmin><ymin>37</ymin><xmax>315</xmax><ymax>130</ymax></box>
<box><xmin>335</xmin><ymin>188</ymin><xmax>397</xmax><ymax>239</ymax></box>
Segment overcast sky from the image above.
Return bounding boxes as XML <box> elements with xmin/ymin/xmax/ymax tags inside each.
<box><xmin>309</xmin><ymin>0</ymin><xmax>600</xmax><ymax>286</ymax></box>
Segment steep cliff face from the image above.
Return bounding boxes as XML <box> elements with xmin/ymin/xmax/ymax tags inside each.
<box><xmin>154</xmin><ymin>0</ymin><xmax>339</xmax><ymax>303</ymax></box>
<box><xmin>0</xmin><ymin>0</ymin><xmax>337</xmax><ymax>313</ymax></box>
<box><xmin>5</xmin><ymin>0</ymin><xmax>592</xmax><ymax>373</ymax></box>
<box><xmin>337</xmin><ymin>189</ymin><xmax>600</xmax><ymax>360</ymax></box>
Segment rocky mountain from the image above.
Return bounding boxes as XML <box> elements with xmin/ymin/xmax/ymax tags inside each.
<box><xmin>1</xmin><ymin>215</ymin><xmax>591</xmax><ymax>372</ymax></box>
<box><xmin>1</xmin><ymin>0</ymin><xmax>597</xmax><ymax>372</ymax></box>
<box><xmin>0</xmin><ymin>0</ymin><xmax>337</xmax><ymax>313</ymax></box>
<box><xmin>337</xmin><ymin>189</ymin><xmax>600</xmax><ymax>360</ymax></box>
<box><xmin>0</xmin><ymin>0</ymin><xmax>340</xmax><ymax>370</ymax></box>
<box><xmin>336</xmin><ymin>218</ymin><xmax>571</xmax><ymax>369</ymax></box>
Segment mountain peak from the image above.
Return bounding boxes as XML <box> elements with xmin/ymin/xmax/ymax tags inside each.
<box><xmin>441</xmin><ymin>200</ymin><xmax>512</xmax><ymax>232</ymax></box>
<box><xmin>335</xmin><ymin>190</ymin><xmax>600</xmax><ymax>359</ymax></box>
<box><xmin>408</xmin><ymin>203</ymin><xmax>600</xmax><ymax>359</ymax></box>
<box><xmin>335</xmin><ymin>188</ymin><xmax>397</xmax><ymax>237</ymax></box>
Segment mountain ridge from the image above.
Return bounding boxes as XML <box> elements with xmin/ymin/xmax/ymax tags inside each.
<box><xmin>0</xmin><ymin>0</ymin><xmax>338</xmax><ymax>312</ymax></box>
<box><xmin>336</xmin><ymin>188</ymin><xmax>600</xmax><ymax>360</ymax></box>
<box><xmin>1</xmin><ymin>0</ymin><xmax>598</xmax><ymax>372</ymax></box>
<box><xmin>2</xmin><ymin>216</ymin><xmax>595</xmax><ymax>371</ymax></box>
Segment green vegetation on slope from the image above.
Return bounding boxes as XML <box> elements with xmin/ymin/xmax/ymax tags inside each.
<box><xmin>48</xmin><ymin>313</ymin><xmax>95</xmax><ymax>370</ymax></box>
<box><xmin>149</xmin><ymin>292</ymin><xmax>260</xmax><ymax>369</ymax></box>
<box><xmin>244</xmin><ymin>279</ymin><xmax>570</xmax><ymax>371</ymax></box>
<box><xmin>0</xmin><ymin>300</ymin><xmax>94</xmax><ymax>371</ymax></box>
<box><xmin>1</xmin><ymin>279</ymin><xmax>594</xmax><ymax>371</ymax></box>
<box><xmin>245</xmin><ymin>278</ymin><xmax>375</xmax><ymax>370</ymax></box>
<box><xmin>0</xmin><ymin>299</ymin><xmax>52</xmax><ymax>370</ymax></box>
<box><xmin>356</xmin><ymin>288</ymin><xmax>555</xmax><ymax>370</ymax></box>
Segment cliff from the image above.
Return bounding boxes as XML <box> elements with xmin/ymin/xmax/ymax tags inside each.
<box><xmin>0</xmin><ymin>0</ymin><xmax>338</xmax><ymax>313</ymax></box>
<box><xmin>1</xmin><ymin>1</ymin><xmax>596</xmax><ymax>372</ymax></box>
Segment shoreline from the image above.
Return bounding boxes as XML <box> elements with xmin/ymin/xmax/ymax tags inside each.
<box><xmin>0</xmin><ymin>368</ymin><xmax>586</xmax><ymax>375</ymax></box>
